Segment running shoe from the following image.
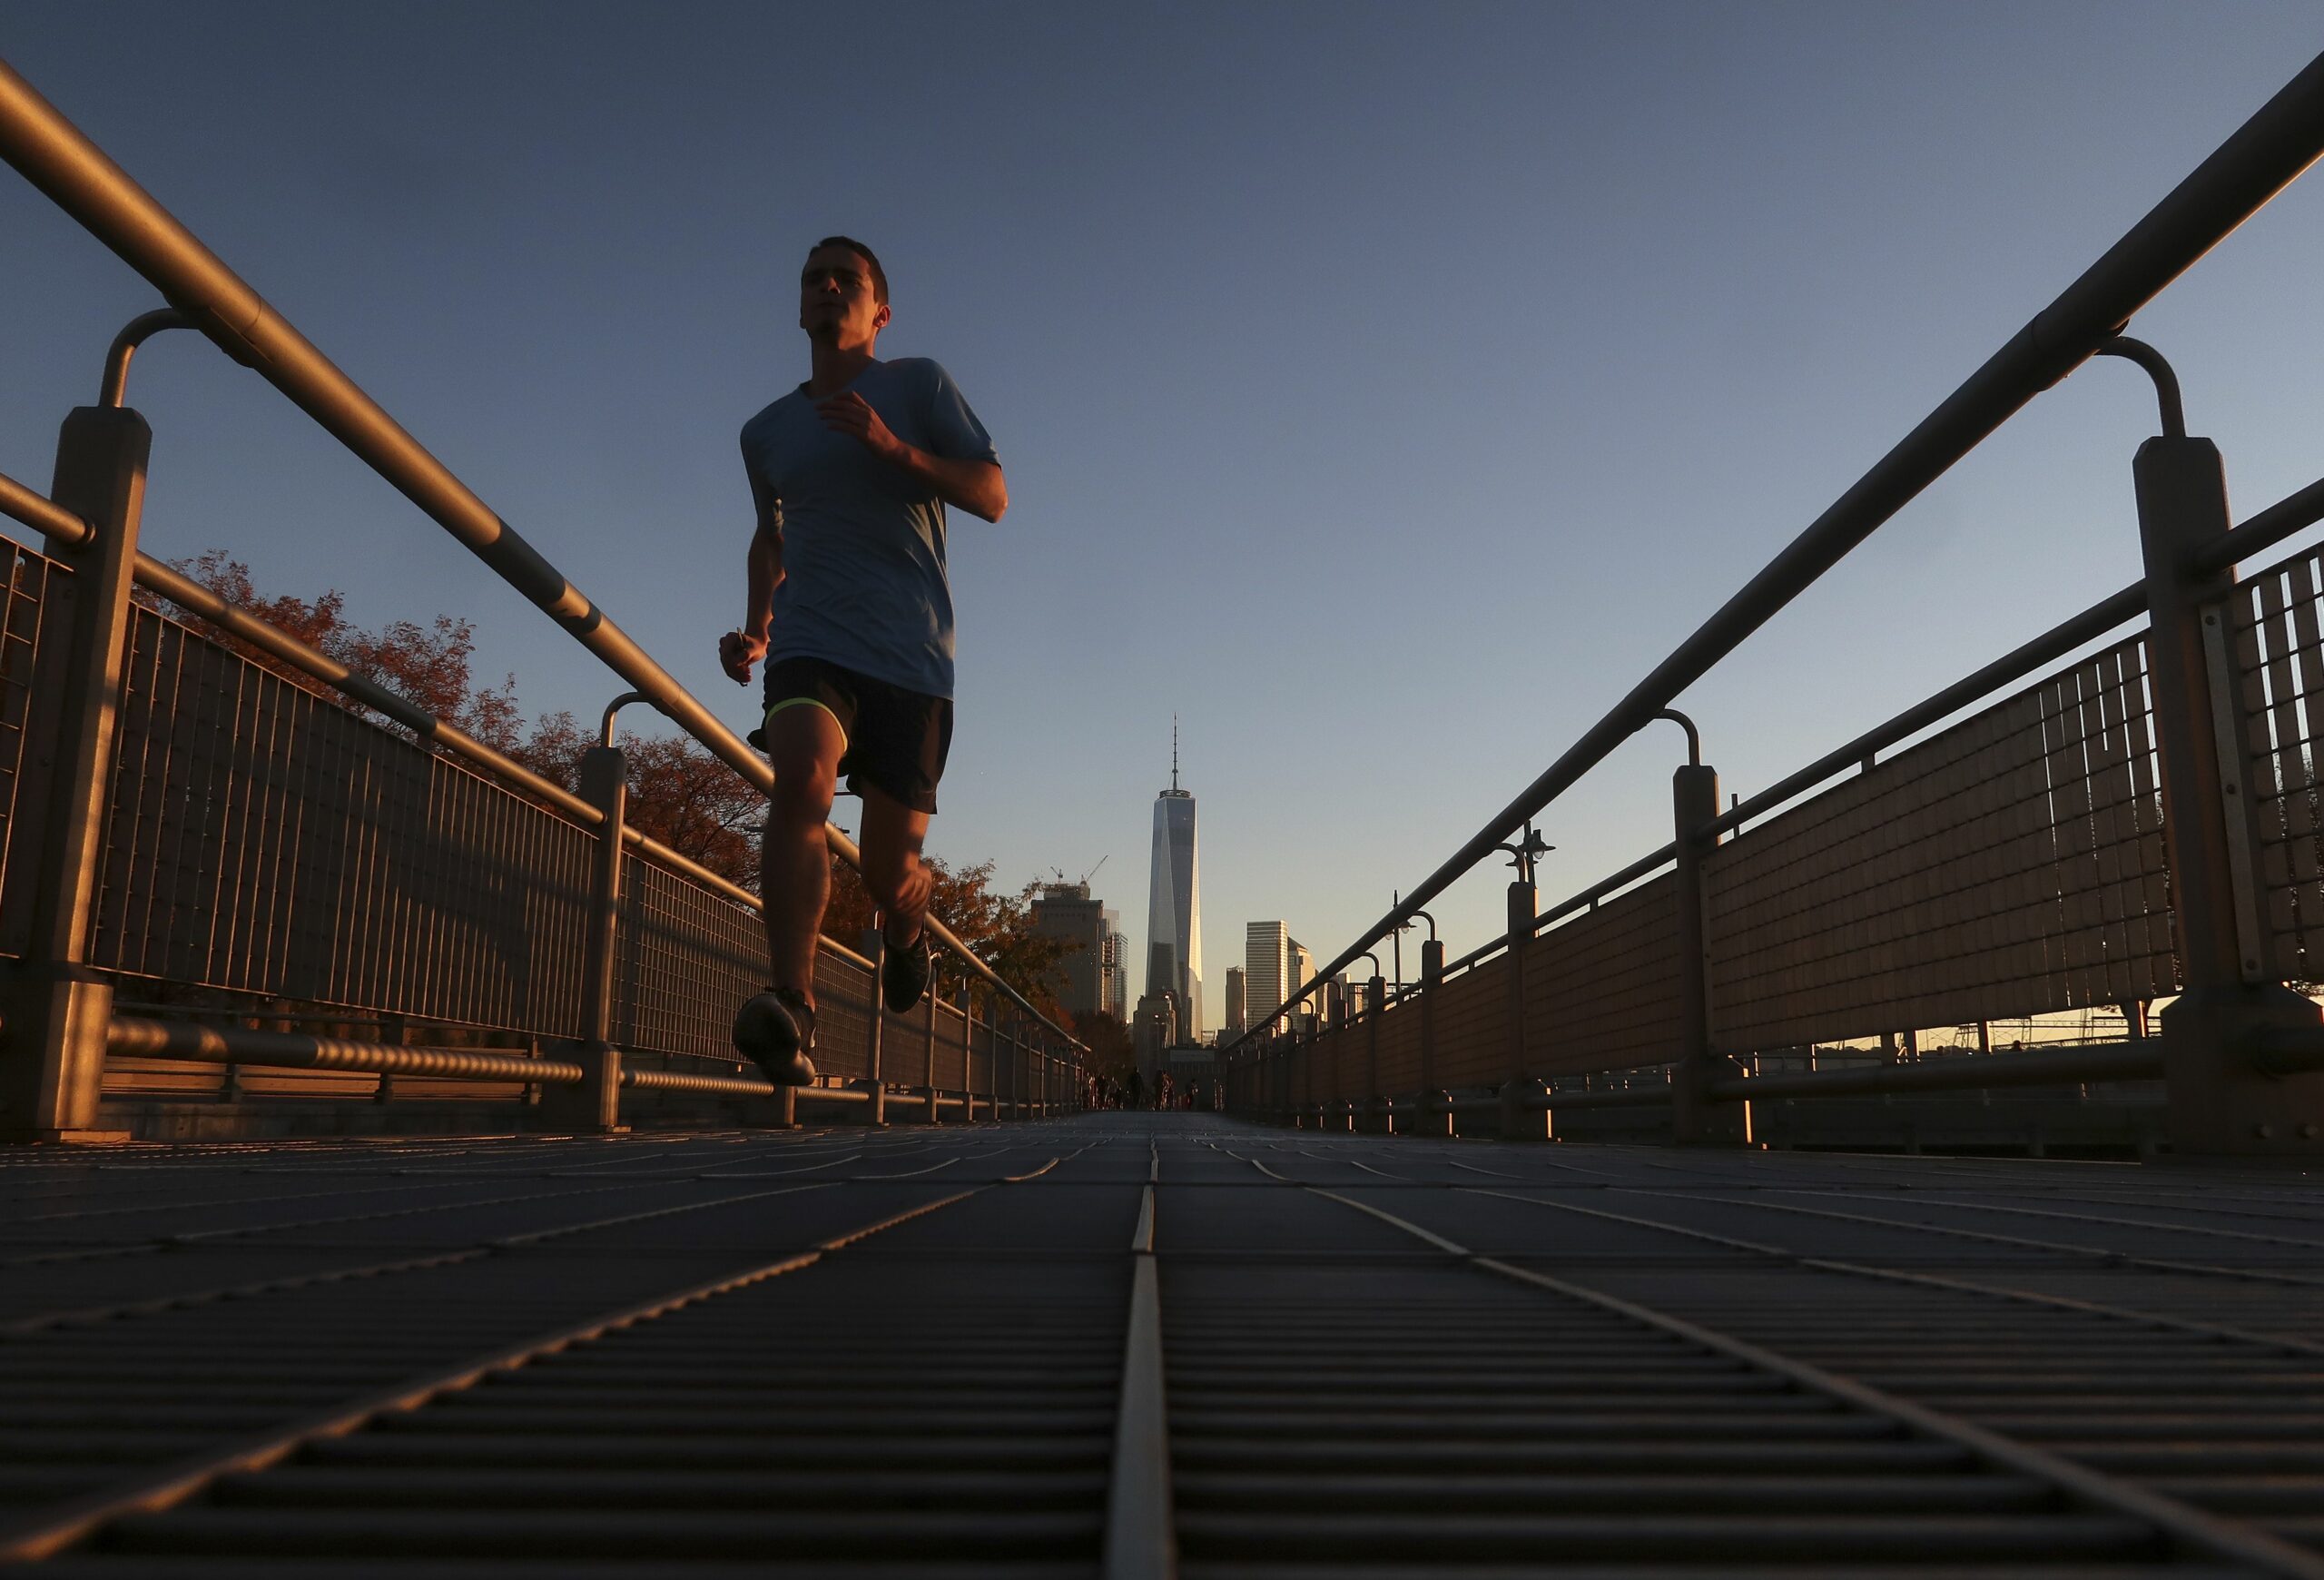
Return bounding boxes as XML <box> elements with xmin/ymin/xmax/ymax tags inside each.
<box><xmin>882</xmin><ymin>933</ymin><xmax>933</xmax><ymax>1013</ymax></box>
<box><xmin>732</xmin><ymin>985</ymin><xmax>817</xmax><ymax>1086</ymax></box>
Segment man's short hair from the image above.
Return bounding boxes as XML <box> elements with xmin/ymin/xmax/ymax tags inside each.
<box><xmin>814</xmin><ymin>235</ymin><xmax>888</xmax><ymax>306</ymax></box>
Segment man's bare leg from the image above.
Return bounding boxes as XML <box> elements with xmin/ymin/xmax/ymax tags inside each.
<box><xmin>857</xmin><ymin>785</ymin><xmax>933</xmax><ymax>947</ymax></box>
<box><xmin>759</xmin><ymin>702</ymin><xmax>847</xmax><ymax>1008</ymax></box>
<box><xmin>859</xmin><ymin>784</ymin><xmax>935</xmax><ymax>1012</ymax></box>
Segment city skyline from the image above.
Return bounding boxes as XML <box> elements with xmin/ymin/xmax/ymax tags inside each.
<box><xmin>6</xmin><ymin>10</ymin><xmax>2322</xmax><ymax>1008</ymax></box>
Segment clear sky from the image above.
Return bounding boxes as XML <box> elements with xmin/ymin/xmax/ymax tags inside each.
<box><xmin>5</xmin><ymin>4</ymin><xmax>2324</xmax><ymax>1013</ymax></box>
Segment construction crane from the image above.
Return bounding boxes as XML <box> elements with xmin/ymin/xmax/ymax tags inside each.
<box><xmin>1046</xmin><ymin>855</ymin><xmax>1108</xmax><ymax>894</ymax></box>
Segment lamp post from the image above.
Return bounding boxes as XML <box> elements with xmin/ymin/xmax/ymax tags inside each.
<box><xmin>1495</xmin><ymin>821</ymin><xmax>1554</xmax><ymax>886</ymax></box>
<box><xmin>1492</xmin><ymin>823</ymin><xmax>1552</xmax><ymax>1140</ymax></box>
<box><xmin>1654</xmin><ymin>706</ymin><xmax>1747</xmax><ymax>1146</ymax></box>
<box><xmin>1394</xmin><ymin>905</ymin><xmax>1436</xmax><ymax>1003</ymax></box>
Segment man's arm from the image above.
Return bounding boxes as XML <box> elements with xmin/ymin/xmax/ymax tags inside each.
<box><xmin>816</xmin><ymin>391</ymin><xmax>1009</xmax><ymax>522</ymax></box>
<box><xmin>719</xmin><ymin>478</ymin><xmax>784</xmax><ymax>685</ymax></box>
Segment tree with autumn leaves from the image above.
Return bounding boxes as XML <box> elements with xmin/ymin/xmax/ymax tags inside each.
<box><xmin>147</xmin><ymin>552</ymin><xmax>1086</xmax><ymax>1029</ymax></box>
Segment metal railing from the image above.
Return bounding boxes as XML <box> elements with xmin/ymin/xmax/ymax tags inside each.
<box><xmin>0</xmin><ymin>56</ymin><xmax>1084</xmax><ymax>1139</ymax></box>
<box><xmin>1222</xmin><ymin>52</ymin><xmax>2324</xmax><ymax>1160</ymax></box>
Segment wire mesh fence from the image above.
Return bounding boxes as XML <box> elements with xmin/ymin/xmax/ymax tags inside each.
<box><xmin>1258</xmin><ymin>631</ymin><xmax>2185</xmax><ymax>1114</ymax></box>
<box><xmin>0</xmin><ymin>538</ymin><xmax>1004</xmax><ymax>1108</ymax></box>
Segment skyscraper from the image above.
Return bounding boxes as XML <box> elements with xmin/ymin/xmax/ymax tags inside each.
<box><xmin>1245</xmin><ymin>922</ymin><xmax>1323</xmax><ymax>1036</ymax></box>
<box><xmin>1224</xmin><ymin>966</ymin><xmax>1246</xmax><ymax>1036</ymax></box>
<box><xmin>1100</xmin><ymin>929</ymin><xmax>1129</xmax><ymax>1022</ymax></box>
<box><xmin>1029</xmin><ymin>881</ymin><xmax>1115</xmax><ymax>1019</ymax></box>
<box><xmin>1246</xmin><ymin>921</ymin><xmax>1290</xmax><ymax>1029</ymax></box>
<box><xmin>1288</xmin><ymin>938</ymin><xmax>1319</xmax><ymax>1032</ymax></box>
<box><xmin>1145</xmin><ymin>722</ymin><xmax>1202</xmax><ymax>1041</ymax></box>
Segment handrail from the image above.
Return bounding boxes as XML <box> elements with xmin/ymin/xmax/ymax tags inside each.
<box><xmin>0</xmin><ymin>464</ymin><xmax>91</xmax><ymax>548</ymax></box>
<box><xmin>0</xmin><ymin>499</ymin><xmax>864</xmax><ymax>963</ymax></box>
<box><xmin>1308</xmin><ymin>458</ymin><xmax>2324</xmax><ymax>1010</ymax></box>
<box><xmin>986</xmin><ymin>432</ymin><xmax>2324</xmax><ymax>1042</ymax></box>
<box><xmin>1227</xmin><ymin>50</ymin><xmax>2324</xmax><ymax>1051</ymax></box>
<box><xmin>1710</xmin><ymin>584</ymin><xmax>2148</xmax><ymax>838</ymax></box>
<box><xmin>127</xmin><ymin>549</ymin><xmax>806</xmax><ymax>936</ymax></box>
<box><xmin>0</xmin><ymin>60</ymin><xmax>1076</xmax><ymax>1053</ymax></box>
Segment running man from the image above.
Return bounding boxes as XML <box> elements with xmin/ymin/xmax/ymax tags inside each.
<box><xmin>719</xmin><ymin>237</ymin><xmax>1008</xmax><ymax>1084</ymax></box>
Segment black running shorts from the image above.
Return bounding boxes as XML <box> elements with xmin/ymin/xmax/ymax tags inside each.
<box><xmin>757</xmin><ymin>656</ymin><xmax>952</xmax><ymax>815</ymax></box>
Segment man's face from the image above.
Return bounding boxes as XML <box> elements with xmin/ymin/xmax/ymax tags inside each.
<box><xmin>799</xmin><ymin>246</ymin><xmax>888</xmax><ymax>347</ymax></box>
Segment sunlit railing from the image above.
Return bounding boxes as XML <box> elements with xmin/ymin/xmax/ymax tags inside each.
<box><xmin>1222</xmin><ymin>52</ymin><xmax>2324</xmax><ymax>1160</ymax></box>
<box><xmin>0</xmin><ymin>59</ymin><xmax>1082</xmax><ymax>1140</ymax></box>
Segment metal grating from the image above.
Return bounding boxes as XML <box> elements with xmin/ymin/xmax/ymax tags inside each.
<box><xmin>1705</xmin><ymin>635</ymin><xmax>2177</xmax><ymax>1052</ymax></box>
<box><xmin>1178</xmin><ymin>1128</ymin><xmax>2324</xmax><ymax>1577</ymax></box>
<box><xmin>0</xmin><ymin>1127</ymin><xmax>1134</xmax><ymax>1575</ymax></box>
<box><xmin>7</xmin><ymin>1121</ymin><xmax>2322</xmax><ymax>1573</ymax></box>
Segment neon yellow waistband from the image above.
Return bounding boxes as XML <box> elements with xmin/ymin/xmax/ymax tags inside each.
<box><xmin>763</xmin><ymin>695</ymin><xmax>845</xmax><ymax>742</ymax></box>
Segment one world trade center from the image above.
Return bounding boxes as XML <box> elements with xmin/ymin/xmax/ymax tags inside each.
<box><xmin>1144</xmin><ymin>723</ymin><xmax>1201</xmax><ymax>1042</ymax></box>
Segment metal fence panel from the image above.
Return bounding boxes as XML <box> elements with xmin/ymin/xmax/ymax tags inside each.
<box><xmin>1319</xmin><ymin>1023</ymin><xmax>1348</xmax><ymax>1103</ymax></box>
<box><xmin>0</xmin><ymin>540</ymin><xmax>58</xmax><ymax>957</ymax></box>
<box><xmin>2235</xmin><ymin>547</ymin><xmax>2324</xmax><ymax>983</ymax></box>
<box><xmin>1703</xmin><ymin>636</ymin><xmax>2176</xmax><ymax>1052</ymax></box>
<box><xmin>1377</xmin><ymin>997</ymin><xmax>1423</xmax><ymax>1091</ymax></box>
<box><xmin>933</xmin><ymin>1000</ymin><xmax>968</xmax><ymax>1091</ymax></box>
<box><xmin>90</xmin><ymin>604</ymin><xmax>595</xmax><ymax>1036</ymax></box>
<box><xmin>1296</xmin><ymin>1026</ymin><xmax>1343</xmax><ymax>1103</ymax></box>
<box><xmin>1432</xmin><ymin>953</ymin><xmax>1512</xmax><ymax>1088</ymax></box>
<box><xmin>58</xmin><ymin>594</ymin><xmax>918</xmax><ymax>1085</ymax></box>
<box><xmin>967</xmin><ymin>1015</ymin><xmax>990</xmax><ymax>1095</ymax></box>
<box><xmin>611</xmin><ymin>853</ymin><xmax>763</xmax><ymax>1062</ymax></box>
<box><xmin>1523</xmin><ymin>872</ymin><xmax>1681</xmax><ymax>1074</ymax></box>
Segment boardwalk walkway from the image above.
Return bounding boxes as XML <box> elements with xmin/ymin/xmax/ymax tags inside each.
<box><xmin>4</xmin><ymin>1117</ymin><xmax>2323</xmax><ymax>1575</ymax></box>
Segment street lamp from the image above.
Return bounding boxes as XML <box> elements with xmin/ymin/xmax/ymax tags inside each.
<box><xmin>1392</xmin><ymin>899</ymin><xmax>1437</xmax><ymax>1002</ymax></box>
<box><xmin>1495</xmin><ymin>820</ymin><xmax>1554</xmax><ymax>886</ymax></box>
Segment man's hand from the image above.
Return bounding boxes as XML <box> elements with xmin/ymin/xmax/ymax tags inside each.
<box><xmin>817</xmin><ymin>390</ymin><xmax>907</xmax><ymax>464</ymax></box>
<box><xmin>719</xmin><ymin>629</ymin><xmax>767</xmax><ymax>686</ymax></box>
<box><xmin>814</xmin><ymin>390</ymin><xmax>1009</xmax><ymax>522</ymax></box>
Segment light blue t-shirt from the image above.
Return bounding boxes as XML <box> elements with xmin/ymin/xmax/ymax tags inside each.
<box><xmin>741</xmin><ymin>357</ymin><xmax>998</xmax><ymax>700</ymax></box>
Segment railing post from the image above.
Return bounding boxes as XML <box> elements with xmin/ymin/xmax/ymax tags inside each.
<box><xmin>1298</xmin><ymin>1028</ymin><xmax>1314</xmax><ymax>1129</ymax></box>
<box><xmin>546</xmin><ymin>743</ymin><xmax>629</xmax><ymax>1134</ymax></box>
<box><xmin>1009</xmin><ymin>1012</ymin><xmax>1027</xmax><ymax>1124</ymax></box>
<box><xmin>2136</xmin><ymin>434</ymin><xmax>2324</xmax><ymax>1159</ymax></box>
<box><xmin>1365</xmin><ymin>974</ymin><xmax>1384</xmax><ymax>1132</ymax></box>
<box><xmin>1418</xmin><ymin>939</ymin><xmax>1451</xmax><ymax>1136</ymax></box>
<box><xmin>921</xmin><ymin>966</ymin><xmax>941</xmax><ymax>1124</ymax></box>
<box><xmin>1671</xmin><ymin>761</ymin><xmax>1748</xmax><ymax>1145</ymax></box>
<box><xmin>960</xmin><ymin>977</ymin><xmax>978</xmax><ymax>1122</ymax></box>
<box><xmin>1499</xmin><ymin>882</ymin><xmax>1550</xmax><ymax>1140</ymax></box>
<box><xmin>375</xmin><ymin>1013</ymin><xmax>409</xmax><ymax>1107</ymax></box>
<box><xmin>0</xmin><ymin>406</ymin><xmax>149</xmax><ymax>1144</ymax></box>
<box><xmin>857</xmin><ymin>928</ymin><xmax>888</xmax><ymax>1126</ymax></box>
<box><xmin>996</xmin><ymin>1003</ymin><xmax>1012</xmax><ymax>1121</ymax></box>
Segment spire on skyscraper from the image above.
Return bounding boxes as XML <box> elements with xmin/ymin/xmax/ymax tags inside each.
<box><xmin>1146</xmin><ymin>719</ymin><xmax>1202</xmax><ymax>1041</ymax></box>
